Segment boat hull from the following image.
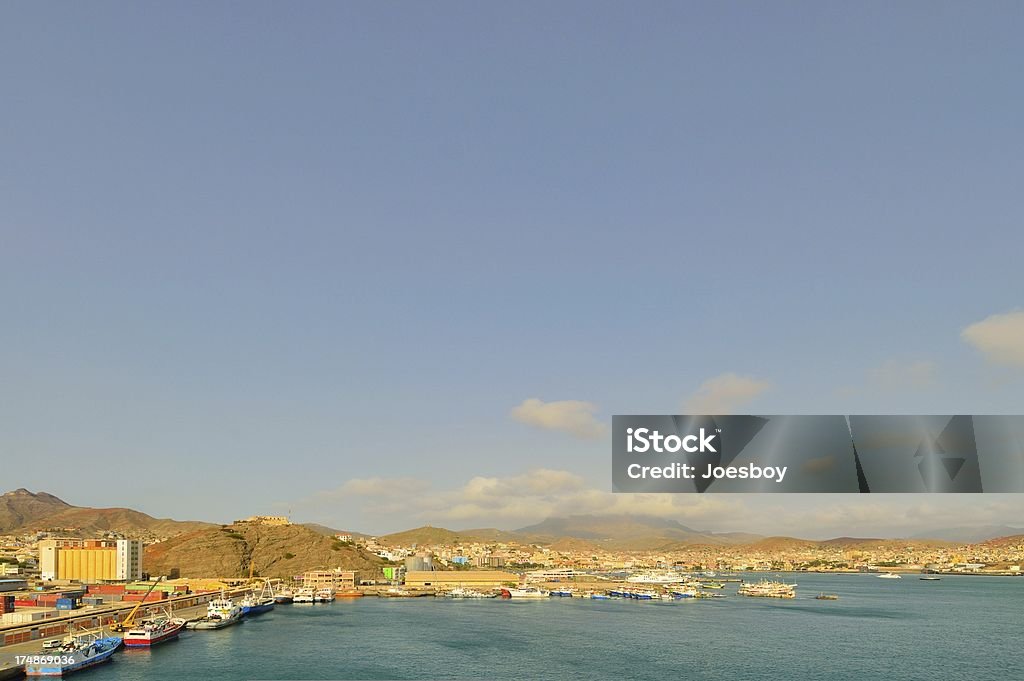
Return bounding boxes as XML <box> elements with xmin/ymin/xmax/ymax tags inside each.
<box><xmin>25</xmin><ymin>638</ymin><xmax>122</xmax><ymax>677</ymax></box>
<box><xmin>124</xmin><ymin>621</ymin><xmax>185</xmax><ymax>647</ymax></box>
<box><xmin>241</xmin><ymin>602</ymin><xmax>275</xmax><ymax>616</ymax></box>
<box><xmin>185</xmin><ymin>614</ymin><xmax>242</xmax><ymax>630</ymax></box>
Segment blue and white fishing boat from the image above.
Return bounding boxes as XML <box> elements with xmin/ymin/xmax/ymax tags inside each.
<box><xmin>25</xmin><ymin>631</ymin><xmax>122</xmax><ymax>677</ymax></box>
<box><xmin>240</xmin><ymin>580</ymin><xmax>276</xmax><ymax>616</ymax></box>
<box><xmin>549</xmin><ymin>589</ymin><xmax>573</xmax><ymax>597</ymax></box>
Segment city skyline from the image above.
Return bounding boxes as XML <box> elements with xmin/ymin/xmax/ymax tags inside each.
<box><xmin>4</xmin><ymin>3</ymin><xmax>1024</xmax><ymax>536</ymax></box>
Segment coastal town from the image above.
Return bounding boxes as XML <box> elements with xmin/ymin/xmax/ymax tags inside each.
<box><xmin>0</xmin><ymin>488</ymin><xmax>1022</xmax><ymax>676</ymax></box>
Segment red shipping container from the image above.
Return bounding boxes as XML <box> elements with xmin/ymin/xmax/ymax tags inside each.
<box><xmin>14</xmin><ymin>599</ymin><xmax>37</xmax><ymax>607</ymax></box>
<box><xmin>123</xmin><ymin>592</ymin><xmax>166</xmax><ymax>602</ymax></box>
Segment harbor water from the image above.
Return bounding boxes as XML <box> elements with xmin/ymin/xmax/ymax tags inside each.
<box><xmin>95</xmin><ymin>574</ymin><xmax>1021</xmax><ymax>680</ymax></box>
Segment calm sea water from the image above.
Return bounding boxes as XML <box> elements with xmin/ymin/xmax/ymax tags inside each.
<box><xmin>94</xmin><ymin>574</ymin><xmax>1021</xmax><ymax>681</ymax></box>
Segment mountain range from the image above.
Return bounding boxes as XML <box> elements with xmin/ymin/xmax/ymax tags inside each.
<box><xmin>3</xmin><ymin>489</ymin><xmax>1021</xmax><ymax>552</ymax></box>
<box><xmin>0</xmin><ymin>488</ymin><xmax>214</xmax><ymax>538</ymax></box>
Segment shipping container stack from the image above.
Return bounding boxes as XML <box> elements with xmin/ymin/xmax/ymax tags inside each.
<box><xmin>0</xmin><ymin>595</ymin><xmax>15</xmax><ymax>614</ymax></box>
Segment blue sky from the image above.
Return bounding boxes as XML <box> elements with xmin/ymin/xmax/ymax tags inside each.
<box><xmin>3</xmin><ymin>2</ymin><xmax>1023</xmax><ymax>537</ymax></box>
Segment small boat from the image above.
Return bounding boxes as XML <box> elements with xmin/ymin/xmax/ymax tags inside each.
<box><xmin>671</xmin><ymin>589</ymin><xmax>698</xmax><ymax>599</ymax></box>
<box><xmin>919</xmin><ymin>576</ymin><xmax>941</xmax><ymax>581</ymax></box>
<box><xmin>444</xmin><ymin>587</ymin><xmax>495</xmax><ymax>598</ymax></box>
<box><xmin>25</xmin><ymin>632</ymin><xmax>123</xmax><ymax>676</ymax></box>
<box><xmin>185</xmin><ymin>593</ymin><xmax>243</xmax><ymax>630</ymax></box>
<box><xmin>877</xmin><ymin>573</ymin><xmax>902</xmax><ymax>579</ymax></box>
<box><xmin>314</xmin><ymin>588</ymin><xmax>335</xmax><ymax>603</ymax></box>
<box><xmin>274</xmin><ymin>588</ymin><xmax>294</xmax><ymax>604</ymax></box>
<box><xmin>815</xmin><ymin>593</ymin><xmax>839</xmax><ymax>600</ymax></box>
<box><xmin>239</xmin><ymin>592</ymin><xmax>275</xmax><ymax>616</ymax></box>
<box><xmin>378</xmin><ymin>587</ymin><xmax>429</xmax><ymax>598</ymax></box>
<box><xmin>241</xmin><ymin>580</ymin><xmax>277</xmax><ymax>615</ymax></box>
<box><xmin>501</xmin><ymin>587</ymin><xmax>549</xmax><ymax>599</ymax></box>
<box><xmin>335</xmin><ymin>589</ymin><xmax>364</xmax><ymax>598</ymax></box>
<box><xmin>124</xmin><ymin>609</ymin><xmax>186</xmax><ymax>647</ymax></box>
<box><xmin>588</xmin><ymin>592</ymin><xmax>611</xmax><ymax>600</ymax></box>
<box><xmin>549</xmin><ymin>589</ymin><xmax>574</xmax><ymax>597</ymax></box>
<box><xmin>292</xmin><ymin>588</ymin><xmax>316</xmax><ymax>603</ymax></box>
<box><xmin>738</xmin><ymin>580</ymin><xmax>797</xmax><ymax>599</ymax></box>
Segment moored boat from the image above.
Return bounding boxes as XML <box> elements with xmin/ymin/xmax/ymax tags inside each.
<box><xmin>292</xmin><ymin>588</ymin><xmax>316</xmax><ymax>603</ymax></box>
<box><xmin>185</xmin><ymin>593</ymin><xmax>243</xmax><ymax>630</ymax></box>
<box><xmin>877</xmin><ymin>572</ymin><xmax>902</xmax><ymax>579</ymax></box>
<box><xmin>124</xmin><ymin>611</ymin><xmax>186</xmax><ymax>647</ymax></box>
<box><xmin>501</xmin><ymin>587</ymin><xmax>549</xmax><ymax>599</ymax></box>
<box><xmin>919</xmin><ymin>576</ymin><xmax>941</xmax><ymax>581</ymax></box>
<box><xmin>25</xmin><ymin>633</ymin><xmax>122</xmax><ymax>677</ymax></box>
<box><xmin>738</xmin><ymin>580</ymin><xmax>797</xmax><ymax>599</ymax></box>
<box><xmin>314</xmin><ymin>588</ymin><xmax>335</xmax><ymax>603</ymax></box>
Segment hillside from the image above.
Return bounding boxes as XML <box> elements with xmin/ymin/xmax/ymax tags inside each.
<box><xmin>380</xmin><ymin>525</ymin><xmax>514</xmax><ymax>546</ymax></box>
<box><xmin>145</xmin><ymin>523</ymin><xmax>388</xmax><ymax>579</ymax></box>
<box><xmin>0</xmin><ymin>489</ymin><xmax>71</xmax><ymax>532</ymax></box>
<box><xmin>514</xmin><ymin>514</ymin><xmax>761</xmax><ymax>550</ymax></box>
<box><xmin>302</xmin><ymin>523</ymin><xmax>369</xmax><ymax>540</ymax></box>
<box><xmin>0</xmin><ymin>489</ymin><xmax>214</xmax><ymax>538</ymax></box>
<box><xmin>910</xmin><ymin>525</ymin><xmax>1024</xmax><ymax>543</ymax></box>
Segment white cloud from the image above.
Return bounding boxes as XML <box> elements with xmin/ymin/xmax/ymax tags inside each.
<box><xmin>683</xmin><ymin>373</ymin><xmax>770</xmax><ymax>414</ymax></box>
<box><xmin>291</xmin><ymin>471</ymin><xmax>1024</xmax><ymax>539</ymax></box>
<box><xmin>867</xmin><ymin>359</ymin><xmax>938</xmax><ymax>391</ymax></box>
<box><xmin>510</xmin><ymin>398</ymin><xmax>607</xmax><ymax>439</ymax></box>
<box><xmin>962</xmin><ymin>310</ymin><xmax>1024</xmax><ymax>367</ymax></box>
<box><xmin>340</xmin><ymin>477</ymin><xmax>431</xmax><ymax>497</ymax></box>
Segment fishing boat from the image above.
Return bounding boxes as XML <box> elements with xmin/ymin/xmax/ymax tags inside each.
<box><xmin>25</xmin><ymin>631</ymin><xmax>123</xmax><ymax>677</ymax></box>
<box><xmin>185</xmin><ymin>593</ymin><xmax>242</xmax><ymax>629</ymax></box>
<box><xmin>314</xmin><ymin>588</ymin><xmax>335</xmax><ymax>602</ymax></box>
<box><xmin>549</xmin><ymin>588</ymin><xmax>574</xmax><ymax>597</ymax></box>
<box><xmin>274</xmin><ymin>587</ymin><xmax>294</xmax><ymax>604</ymax></box>
<box><xmin>123</xmin><ymin>609</ymin><xmax>186</xmax><ymax>647</ymax></box>
<box><xmin>815</xmin><ymin>593</ymin><xmax>839</xmax><ymax>600</ymax></box>
<box><xmin>920</xmin><ymin>576</ymin><xmax>941</xmax><ymax>581</ymax></box>
<box><xmin>501</xmin><ymin>587</ymin><xmax>549</xmax><ymax>599</ymax></box>
<box><xmin>625</xmin><ymin>570</ymin><xmax>686</xmax><ymax>584</ymax></box>
<box><xmin>292</xmin><ymin>588</ymin><xmax>316</xmax><ymax>603</ymax></box>
<box><xmin>588</xmin><ymin>592</ymin><xmax>611</xmax><ymax>600</ymax></box>
<box><xmin>240</xmin><ymin>581</ymin><xmax>276</xmax><ymax>616</ymax></box>
<box><xmin>239</xmin><ymin>592</ymin><xmax>275</xmax><ymax>616</ymax></box>
<box><xmin>877</xmin><ymin>572</ymin><xmax>902</xmax><ymax>579</ymax></box>
<box><xmin>444</xmin><ymin>587</ymin><xmax>496</xmax><ymax>598</ymax></box>
<box><xmin>335</xmin><ymin>589</ymin><xmax>364</xmax><ymax>598</ymax></box>
<box><xmin>671</xmin><ymin>589</ymin><xmax>698</xmax><ymax>599</ymax></box>
<box><xmin>737</xmin><ymin>580</ymin><xmax>797</xmax><ymax>599</ymax></box>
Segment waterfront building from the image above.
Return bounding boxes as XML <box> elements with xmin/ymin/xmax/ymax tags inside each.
<box><xmin>404</xmin><ymin>570</ymin><xmax>519</xmax><ymax>588</ymax></box>
<box><xmin>302</xmin><ymin>569</ymin><xmax>359</xmax><ymax>590</ymax></box>
<box><xmin>39</xmin><ymin>538</ymin><xmax>143</xmax><ymax>582</ymax></box>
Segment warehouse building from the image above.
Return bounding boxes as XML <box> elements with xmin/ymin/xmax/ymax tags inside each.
<box><xmin>39</xmin><ymin>539</ymin><xmax>143</xmax><ymax>583</ymax></box>
<box><xmin>404</xmin><ymin>570</ymin><xmax>519</xmax><ymax>588</ymax></box>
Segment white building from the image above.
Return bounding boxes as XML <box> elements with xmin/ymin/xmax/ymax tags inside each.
<box><xmin>115</xmin><ymin>540</ymin><xmax>143</xmax><ymax>580</ymax></box>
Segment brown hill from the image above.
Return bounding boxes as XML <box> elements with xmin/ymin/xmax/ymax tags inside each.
<box><xmin>0</xmin><ymin>489</ymin><xmax>72</xmax><ymax>532</ymax></box>
<box><xmin>0</xmin><ymin>489</ymin><xmax>213</xmax><ymax>538</ymax></box>
<box><xmin>24</xmin><ymin>507</ymin><xmax>213</xmax><ymax>537</ymax></box>
<box><xmin>145</xmin><ymin>523</ymin><xmax>388</xmax><ymax>579</ymax></box>
<box><xmin>380</xmin><ymin>526</ymin><xmax>516</xmax><ymax>546</ymax></box>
